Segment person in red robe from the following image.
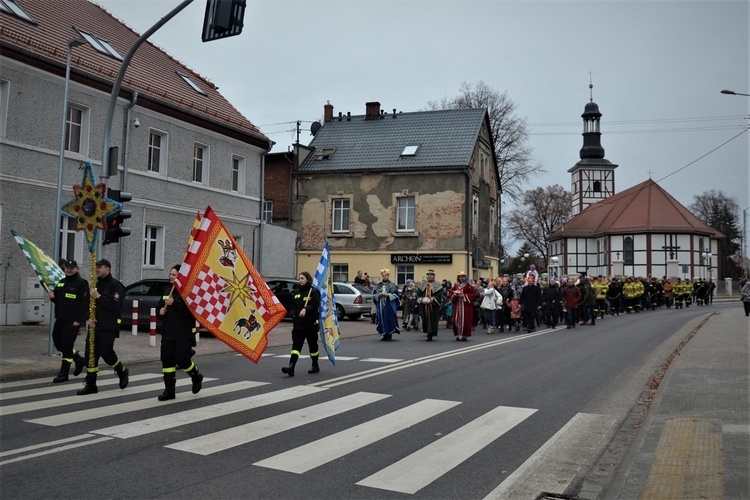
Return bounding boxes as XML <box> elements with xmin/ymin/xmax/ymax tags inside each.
<box><xmin>450</xmin><ymin>271</ymin><xmax>475</xmax><ymax>341</ymax></box>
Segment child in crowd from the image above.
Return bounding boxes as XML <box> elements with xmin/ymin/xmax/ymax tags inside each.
<box><xmin>509</xmin><ymin>293</ymin><xmax>522</xmax><ymax>332</ymax></box>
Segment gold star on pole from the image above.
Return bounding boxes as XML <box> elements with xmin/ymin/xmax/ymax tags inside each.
<box><xmin>220</xmin><ymin>269</ymin><xmax>256</xmax><ymax>311</ymax></box>
<box><xmin>61</xmin><ymin>162</ymin><xmax>121</xmax><ymax>251</ymax></box>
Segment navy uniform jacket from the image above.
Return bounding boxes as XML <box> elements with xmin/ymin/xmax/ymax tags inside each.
<box><xmin>94</xmin><ymin>274</ymin><xmax>124</xmax><ymax>332</ymax></box>
<box><xmin>51</xmin><ymin>273</ymin><xmax>89</xmax><ymax>323</ymax></box>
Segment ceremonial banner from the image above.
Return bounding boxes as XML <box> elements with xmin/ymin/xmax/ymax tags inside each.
<box><xmin>174</xmin><ymin>206</ymin><xmax>287</xmax><ymax>363</ymax></box>
<box><xmin>11</xmin><ymin>230</ymin><xmax>65</xmax><ymax>291</ymax></box>
<box><xmin>312</xmin><ymin>241</ymin><xmax>340</xmax><ymax>365</ymax></box>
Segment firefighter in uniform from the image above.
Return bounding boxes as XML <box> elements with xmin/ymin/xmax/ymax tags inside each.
<box><xmin>282</xmin><ymin>271</ymin><xmax>321</xmax><ymax>377</ymax></box>
<box><xmin>592</xmin><ymin>275</ymin><xmax>609</xmax><ymax>319</ymax></box>
<box><xmin>48</xmin><ymin>259</ymin><xmax>88</xmax><ymax>383</ymax></box>
<box><xmin>156</xmin><ymin>265</ymin><xmax>203</xmax><ymax>401</ymax></box>
<box><xmin>77</xmin><ymin>259</ymin><xmax>130</xmax><ymax>395</ymax></box>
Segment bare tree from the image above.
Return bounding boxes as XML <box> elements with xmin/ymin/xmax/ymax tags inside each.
<box><xmin>426</xmin><ymin>81</ymin><xmax>545</xmax><ymax>203</ymax></box>
<box><xmin>506</xmin><ymin>185</ymin><xmax>573</xmax><ymax>263</ymax></box>
<box><xmin>689</xmin><ymin>189</ymin><xmax>742</xmax><ymax>278</ymax></box>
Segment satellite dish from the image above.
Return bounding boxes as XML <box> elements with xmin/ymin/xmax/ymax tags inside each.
<box><xmin>310</xmin><ymin>121</ymin><xmax>322</xmax><ymax>136</ymax></box>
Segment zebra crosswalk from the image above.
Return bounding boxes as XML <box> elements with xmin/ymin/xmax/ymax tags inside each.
<box><xmin>0</xmin><ymin>374</ymin><xmax>617</xmax><ymax>497</ymax></box>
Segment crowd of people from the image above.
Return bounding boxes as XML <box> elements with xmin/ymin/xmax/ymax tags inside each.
<box><xmin>368</xmin><ymin>267</ymin><xmax>721</xmax><ymax>341</ymax></box>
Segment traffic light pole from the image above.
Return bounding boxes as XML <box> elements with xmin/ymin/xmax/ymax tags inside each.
<box><xmin>98</xmin><ymin>0</ymin><xmax>195</xmax><ymax>259</ymax></box>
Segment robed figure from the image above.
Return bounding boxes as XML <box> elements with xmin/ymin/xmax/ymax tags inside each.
<box><xmin>417</xmin><ymin>269</ymin><xmax>444</xmax><ymax>341</ymax></box>
<box><xmin>373</xmin><ymin>269</ymin><xmax>400</xmax><ymax>341</ymax></box>
<box><xmin>450</xmin><ymin>272</ymin><xmax>475</xmax><ymax>341</ymax></box>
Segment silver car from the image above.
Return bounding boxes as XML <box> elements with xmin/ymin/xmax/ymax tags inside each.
<box><xmin>333</xmin><ymin>282</ymin><xmax>372</xmax><ymax>320</ymax></box>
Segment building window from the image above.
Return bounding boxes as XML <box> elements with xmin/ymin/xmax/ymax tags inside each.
<box><xmin>396</xmin><ymin>265</ymin><xmax>415</xmax><ymax>286</ymax></box>
<box><xmin>0</xmin><ymin>79</ymin><xmax>8</xmax><ymax>138</ymax></box>
<box><xmin>472</xmin><ymin>193</ymin><xmax>480</xmax><ymax>238</ymax></box>
<box><xmin>262</xmin><ymin>201</ymin><xmax>273</xmax><ymax>223</ymax></box>
<box><xmin>77</xmin><ymin>29</ymin><xmax>123</xmax><ymax>61</ymax></box>
<box><xmin>332</xmin><ymin>264</ymin><xmax>348</xmax><ymax>282</ymax></box>
<box><xmin>332</xmin><ymin>198</ymin><xmax>350</xmax><ymax>233</ymax></box>
<box><xmin>192</xmin><ymin>143</ymin><xmax>208</xmax><ymax>184</ymax></box>
<box><xmin>147</xmin><ymin>130</ymin><xmax>168</xmax><ymax>173</ymax></box>
<box><xmin>58</xmin><ymin>216</ymin><xmax>83</xmax><ymax>263</ymax></box>
<box><xmin>143</xmin><ymin>225</ymin><xmax>164</xmax><ymax>267</ymax></box>
<box><xmin>315</xmin><ymin>147</ymin><xmax>335</xmax><ymax>161</ymax></box>
<box><xmin>593</xmin><ymin>180</ymin><xmax>601</xmax><ymax>193</ymax></box>
<box><xmin>65</xmin><ymin>105</ymin><xmax>89</xmax><ymax>154</ymax></box>
<box><xmin>177</xmin><ymin>72</ymin><xmax>207</xmax><ymax>96</ymax></box>
<box><xmin>231</xmin><ymin>155</ymin><xmax>246</xmax><ymax>193</ymax></box>
<box><xmin>624</xmin><ymin>236</ymin><xmax>634</xmax><ymax>266</ymax></box>
<box><xmin>396</xmin><ymin>196</ymin><xmax>415</xmax><ymax>232</ymax></box>
<box><xmin>0</xmin><ymin>0</ymin><xmax>36</xmax><ymax>23</ymax></box>
<box><xmin>401</xmin><ymin>145</ymin><xmax>419</xmax><ymax>156</ymax></box>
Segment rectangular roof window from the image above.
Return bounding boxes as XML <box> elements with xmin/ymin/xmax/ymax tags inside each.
<box><xmin>0</xmin><ymin>0</ymin><xmax>36</xmax><ymax>23</ymax></box>
<box><xmin>177</xmin><ymin>73</ymin><xmax>208</xmax><ymax>96</ymax></box>
<box><xmin>315</xmin><ymin>147</ymin><xmax>336</xmax><ymax>160</ymax></box>
<box><xmin>401</xmin><ymin>145</ymin><xmax>419</xmax><ymax>156</ymax></box>
<box><xmin>77</xmin><ymin>29</ymin><xmax>123</xmax><ymax>61</ymax></box>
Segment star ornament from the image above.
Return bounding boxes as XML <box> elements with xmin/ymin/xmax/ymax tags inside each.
<box><xmin>220</xmin><ymin>269</ymin><xmax>257</xmax><ymax>311</ymax></box>
<box><xmin>61</xmin><ymin>162</ymin><xmax>121</xmax><ymax>251</ymax></box>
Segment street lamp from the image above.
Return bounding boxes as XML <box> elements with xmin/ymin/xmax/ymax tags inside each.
<box><xmin>702</xmin><ymin>251</ymin><xmax>713</xmax><ymax>280</ymax></box>
<box><xmin>721</xmin><ymin>89</ymin><xmax>750</xmax><ymax>96</ymax></box>
<box><xmin>50</xmin><ymin>37</ymin><xmax>86</xmax><ymax>355</ymax></box>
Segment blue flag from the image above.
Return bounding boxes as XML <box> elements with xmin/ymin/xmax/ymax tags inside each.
<box><xmin>312</xmin><ymin>241</ymin><xmax>340</xmax><ymax>365</ymax></box>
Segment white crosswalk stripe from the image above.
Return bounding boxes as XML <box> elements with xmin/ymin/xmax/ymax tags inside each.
<box><xmin>166</xmin><ymin>391</ymin><xmax>391</xmax><ymax>455</ymax></box>
<box><xmin>253</xmin><ymin>398</ymin><xmax>461</xmax><ymax>473</ymax></box>
<box><xmin>26</xmin><ymin>381</ymin><xmax>267</xmax><ymax>426</ymax></box>
<box><xmin>356</xmin><ymin>405</ymin><xmax>538</xmax><ymax>494</ymax></box>
<box><xmin>1</xmin><ymin>373</ymin><xmax>160</xmax><ymax>401</ymax></box>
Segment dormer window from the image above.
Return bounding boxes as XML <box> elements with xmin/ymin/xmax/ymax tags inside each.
<box><xmin>401</xmin><ymin>145</ymin><xmax>419</xmax><ymax>156</ymax></box>
<box><xmin>77</xmin><ymin>29</ymin><xmax>123</xmax><ymax>61</ymax></box>
<box><xmin>177</xmin><ymin>73</ymin><xmax>208</xmax><ymax>96</ymax></box>
<box><xmin>315</xmin><ymin>147</ymin><xmax>335</xmax><ymax>161</ymax></box>
<box><xmin>0</xmin><ymin>0</ymin><xmax>36</xmax><ymax>24</ymax></box>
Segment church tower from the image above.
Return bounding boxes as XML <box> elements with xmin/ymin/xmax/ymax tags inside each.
<box><xmin>568</xmin><ymin>82</ymin><xmax>618</xmax><ymax>215</ymax></box>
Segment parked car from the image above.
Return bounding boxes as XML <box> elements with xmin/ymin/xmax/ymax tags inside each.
<box><xmin>333</xmin><ymin>282</ymin><xmax>372</xmax><ymax>320</ymax></box>
<box><xmin>265</xmin><ymin>278</ymin><xmax>298</xmax><ymax>318</ymax></box>
<box><xmin>121</xmin><ymin>278</ymin><xmax>172</xmax><ymax>330</ymax></box>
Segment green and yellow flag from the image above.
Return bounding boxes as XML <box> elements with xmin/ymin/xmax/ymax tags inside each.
<box><xmin>11</xmin><ymin>230</ymin><xmax>65</xmax><ymax>291</ymax></box>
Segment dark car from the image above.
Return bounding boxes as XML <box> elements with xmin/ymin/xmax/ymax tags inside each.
<box><xmin>121</xmin><ymin>278</ymin><xmax>172</xmax><ymax>330</ymax></box>
<box><xmin>265</xmin><ymin>278</ymin><xmax>298</xmax><ymax>318</ymax></box>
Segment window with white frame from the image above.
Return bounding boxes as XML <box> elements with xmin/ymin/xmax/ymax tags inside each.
<box><xmin>0</xmin><ymin>0</ymin><xmax>36</xmax><ymax>23</ymax></box>
<box><xmin>396</xmin><ymin>265</ymin><xmax>414</xmax><ymax>286</ymax></box>
<box><xmin>332</xmin><ymin>198</ymin><xmax>350</xmax><ymax>233</ymax></box>
<box><xmin>262</xmin><ymin>201</ymin><xmax>273</xmax><ymax>223</ymax></box>
<box><xmin>58</xmin><ymin>216</ymin><xmax>83</xmax><ymax>263</ymax></box>
<box><xmin>0</xmin><ymin>79</ymin><xmax>8</xmax><ymax>138</ymax></box>
<box><xmin>472</xmin><ymin>192</ymin><xmax>480</xmax><ymax>238</ymax></box>
<box><xmin>143</xmin><ymin>225</ymin><xmax>164</xmax><ymax>267</ymax></box>
<box><xmin>147</xmin><ymin>130</ymin><xmax>167</xmax><ymax>173</ymax></box>
<box><xmin>232</xmin><ymin>155</ymin><xmax>246</xmax><ymax>193</ymax></box>
<box><xmin>332</xmin><ymin>264</ymin><xmax>349</xmax><ymax>282</ymax></box>
<box><xmin>65</xmin><ymin>104</ymin><xmax>89</xmax><ymax>154</ymax></box>
<box><xmin>192</xmin><ymin>143</ymin><xmax>208</xmax><ymax>184</ymax></box>
<box><xmin>396</xmin><ymin>196</ymin><xmax>415</xmax><ymax>232</ymax></box>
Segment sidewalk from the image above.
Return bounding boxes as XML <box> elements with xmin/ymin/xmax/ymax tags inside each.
<box><xmin>596</xmin><ymin>304</ymin><xmax>749</xmax><ymax>499</ymax></box>
<box><xmin>0</xmin><ymin>318</ymin><xmax>378</xmax><ymax>382</ymax></box>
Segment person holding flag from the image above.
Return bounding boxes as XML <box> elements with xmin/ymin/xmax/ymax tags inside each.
<box><xmin>47</xmin><ymin>260</ymin><xmax>88</xmax><ymax>383</ymax></box>
<box><xmin>156</xmin><ymin>265</ymin><xmax>204</xmax><ymax>401</ymax></box>
<box><xmin>282</xmin><ymin>271</ymin><xmax>321</xmax><ymax>377</ymax></box>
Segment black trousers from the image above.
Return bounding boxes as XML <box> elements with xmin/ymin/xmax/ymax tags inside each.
<box><xmin>83</xmin><ymin>329</ymin><xmax>119</xmax><ymax>369</ymax></box>
<box><xmin>52</xmin><ymin>319</ymin><xmax>79</xmax><ymax>359</ymax></box>
<box><xmin>291</xmin><ymin>327</ymin><xmax>318</xmax><ymax>357</ymax></box>
<box><xmin>161</xmin><ymin>336</ymin><xmax>195</xmax><ymax>371</ymax></box>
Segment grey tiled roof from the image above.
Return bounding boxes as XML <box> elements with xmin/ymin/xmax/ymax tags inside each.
<box><xmin>300</xmin><ymin>108</ymin><xmax>488</xmax><ymax>173</ymax></box>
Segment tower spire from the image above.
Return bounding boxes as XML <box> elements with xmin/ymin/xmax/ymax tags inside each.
<box><xmin>589</xmin><ymin>71</ymin><xmax>594</xmax><ymax>102</ymax></box>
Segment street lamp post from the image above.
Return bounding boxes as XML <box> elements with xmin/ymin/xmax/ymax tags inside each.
<box><xmin>702</xmin><ymin>251</ymin><xmax>713</xmax><ymax>281</ymax></box>
<box><xmin>50</xmin><ymin>37</ymin><xmax>86</xmax><ymax>356</ymax></box>
<box><xmin>721</xmin><ymin>89</ymin><xmax>750</xmax><ymax>97</ymax></box>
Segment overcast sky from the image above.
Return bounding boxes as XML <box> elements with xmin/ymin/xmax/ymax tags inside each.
<box><xmin>95</xmin><ymin>0</ymin><xmax>749</xmax><ymax>225</ymax></box>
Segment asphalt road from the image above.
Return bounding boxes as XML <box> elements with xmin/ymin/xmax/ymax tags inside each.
<box><xmin>0</xmin><ymin>303</ymin><xmax>727</xmax><ymax>499</ymax></box>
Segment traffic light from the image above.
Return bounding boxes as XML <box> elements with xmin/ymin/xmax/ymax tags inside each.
<box><xmin>201</xmin><ymin>0</ymin><xmax>246</xmax><ymax>42</ymax></box>
<box><xmin>104</xmin><ymin>189</ymin><xmax>132</xmax><ymax>245</ymax></box>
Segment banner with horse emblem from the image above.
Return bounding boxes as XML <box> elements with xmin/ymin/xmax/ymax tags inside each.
<box><xmin>174</xmin><ymin>207</ymin><xmax>287</xmax><ymax>362</ymax></box>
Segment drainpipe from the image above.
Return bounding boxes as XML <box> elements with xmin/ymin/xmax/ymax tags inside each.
<box><xmin>257</xmin><ymin>139</ymin><xmax>274</xmax><ymax>275</ymax></box>
<box><xmin>118</xmin><ymin>91</ymin><xmax>138</xmax><ymax>279</ymax></box>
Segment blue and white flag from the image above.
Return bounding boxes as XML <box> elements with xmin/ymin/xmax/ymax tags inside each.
<box><xmin>312</xmin><ymin>241</ymin><xmax>340</xmax><ymax>365</ymax></box>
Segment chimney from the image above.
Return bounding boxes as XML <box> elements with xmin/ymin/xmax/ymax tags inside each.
<box><xmin>365</xmin><ymin>101</ymin><xmax>381</xmax><ymax>119</ymax></box>
<box><xmin>324</xmin><ymin>101</ymin><xmax>334</xmax><ymax>123</ymax></box>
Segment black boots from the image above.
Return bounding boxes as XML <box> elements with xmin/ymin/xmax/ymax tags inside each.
<box><xmin>187</xmin><ymin>365</ymin><xmax>203</xmax><ymax>394</ymax></box>
<box><xmin>308</xmin><ymin>355</ymin><xmax>320</xmax><ymax>374</ymax></box>
<box><xmin>115</xmin><ymin>362</ymin><xmax>129</xmax><ymax>389</ymax></box>
<box><xmin>77</xmin><ymin>372</ymin><xmax>98</xmax><ymax>395</ymax></box>
<box><xmin>53</xmin><ymin>360</ymin><xmax>71</xmax><ymax>383</ymax></box>
<box><xmin>158</xmin><ymin>372</ymin><xmax>177</xmax><ymax>401</ymax></box>
<box><xmin>72</xmin><ymin>352</ymin><xmax>85</xmax><ymax>377</ymax></box>
<box><xmin>282</xmin><ymin>353</ymin><xmax>298</xmax><ymax>377</ymax></box>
